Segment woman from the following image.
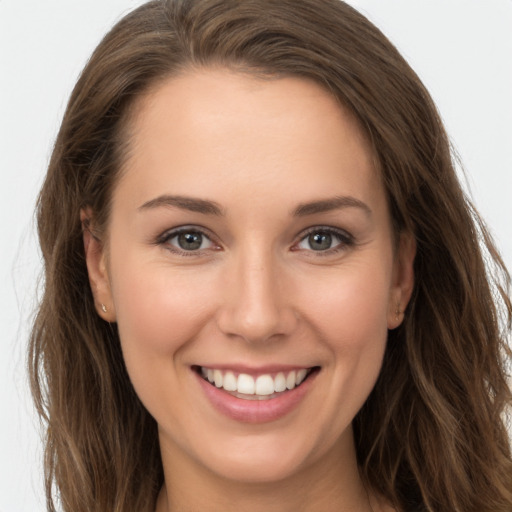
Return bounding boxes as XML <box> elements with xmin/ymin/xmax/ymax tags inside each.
<box><xmin>29</xmin><ymin>0</ymin><xmax>512</xmax><ymax>511</ymax></box>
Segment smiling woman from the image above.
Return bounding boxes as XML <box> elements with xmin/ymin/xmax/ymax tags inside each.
<box><xmin>29</xmin><ymin>1</ymin><xmax>512</xmax><ymax>512</ymax></box>
<box><xmin>83</xmin><ymin>72</ymin><xmax>413</xmax><ymax>502</ymax></box>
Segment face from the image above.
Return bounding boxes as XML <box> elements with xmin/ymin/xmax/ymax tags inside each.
<box><xmin>84</xmin><ymin>69</ymin><xmax>415</xmax><ymax>487</ymax></box>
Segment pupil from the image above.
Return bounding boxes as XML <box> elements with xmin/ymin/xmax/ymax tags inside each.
<box><xmin>178</xmin><ymin>232</ymin><xmax>202</xmax><ymax>250</ymax></box>
<box><xmin>309</xmin><ymin>232</ymin><xmax>332</xmax><ymax>251</ymax></box>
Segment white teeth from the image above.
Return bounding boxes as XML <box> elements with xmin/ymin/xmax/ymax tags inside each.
<box><xmin>237</xmin><ymin>373</ymin><xmax>255</xmax><ymax>394</ymax></box>
<box><xmin>274</xmin><ymin>372</ymin><xmax>287</xmax><ymax>392</ymax></box>
<box><xmin>213</xmin><ymin>369</ymin><xmax>223</xmax><ymax>388</ymax></box>
<box><xmin>255</xmin><ymin>375</ymin><xmax>274</xmax><ymax>395</ymax></box>
<box><xmin>286</xmin><ymin>371</ymin><xmax>296</xmax><ymax>390</ymax></box>
<box><xmin>296</xmin><ymin>368</ymin><xmax>308</xmax><ymax>385</ymax></box>
<box><xmin>223</xmin><ymin>371</ymin><xmax>237</xmax><ymax>391</ymax></box>
<box><xmin>200</xmin><ymin>367</ymin><xmax>312</xmax><ymax>396</ymax></box>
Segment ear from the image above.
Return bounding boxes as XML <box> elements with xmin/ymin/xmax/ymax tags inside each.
<box><xmin>80</xmin><ymin>208</ymin><xmax>116</xmax><ymax>322</ymax></box>
<box><xmin>387</xmin><ymin>231</ymin><xmax>416</xmax><ymax>329</ymax></box>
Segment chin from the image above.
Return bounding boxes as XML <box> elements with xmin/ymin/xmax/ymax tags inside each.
<box><xmin>188</xmin><ymin>426</ymin><xmax>330</xmax><ymax>485</ymax></box>
<box><xmin>205</xmin><ymin>449</ymin><xmax>308</xmax><ymax>484</ymax></box>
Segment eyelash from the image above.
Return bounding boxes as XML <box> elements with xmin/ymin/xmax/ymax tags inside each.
<box><xmin>292</xmin><ymin>226</ymin><xmax>355</xmax><ymax>256</ymax></box>
<box><xmin>155</xmin><ymin>225</ymin><xmax>355</xmax><ymax>256</ymax></box>
<box><xmin>155</xmin><ymin>226</ymin><xmax>220</xmax><ymax>257</ymax></box>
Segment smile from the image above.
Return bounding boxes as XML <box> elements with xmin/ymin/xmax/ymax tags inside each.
<box><xmin>194</xmin><ymin>365</ymin><xmax>320</xmax><ymax>423</ymax></box>
<box><xmin>198</xmin><ymin>366</ymin><xmax>314</xmax><ymax>399</ymax></box>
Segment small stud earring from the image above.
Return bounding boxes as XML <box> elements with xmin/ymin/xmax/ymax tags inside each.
<box><xmin>395</xmin><ymin>304</ymin><xmax>401</xmax><ymax>321</ymax></box>
<box><xmin>101</xmin><ymin>303</ymin><xmax>107</xmax><ymax>313</ymax></box>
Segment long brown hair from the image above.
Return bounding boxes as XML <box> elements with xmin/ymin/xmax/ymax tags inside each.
<box><xmin>30</xmin><ymin>1</ymin><xmax>512</xmax><ymax>511</ymax></box>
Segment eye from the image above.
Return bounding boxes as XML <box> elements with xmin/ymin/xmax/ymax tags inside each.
<box><xmin>157</xmin><ymin>227</ymin><xmax>217</xmax><ymax>254</ymax></box>
<box><xmin>295</xmin><ymin>228</ymin><xmax>353</xmax><ymax>253</ymax></box>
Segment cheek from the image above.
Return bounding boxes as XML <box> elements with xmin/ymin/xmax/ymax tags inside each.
<box><xmin>298</xmin><ymin>260</ymin><xmax>392</xmax><ymax>351</ymax></box>
<box><xmin>315</xmin><ymin>272</ymin><xmax>390</xmax><ymax>397</ymax></box>
<box><xmin>296</xmin><ymin>258</ymin><xmax>391</xmax><ymax>411</ymax></box>
<box><xmin>108</xmin><ymin>252</ymin><xmax>219</xmax><ymax>402</ymax></box>
<box><xmin>109</xmin><ymin>260</ymin><xmax>223</xmax><ymax>432</ymax></box>
<box><xmin>112</xmin><ymin>260</ymin><xmax>214</xmax><ymax>352</ymax></box>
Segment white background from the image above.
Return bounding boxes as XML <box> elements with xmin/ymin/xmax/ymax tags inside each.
<box><xmin>1</xmin><ymin>1</ymin><xmax>511</xmax><ymax>510</ymax></box>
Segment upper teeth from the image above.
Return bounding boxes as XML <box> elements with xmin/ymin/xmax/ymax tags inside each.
<box><xmin>201</xmin><ymin>367</ymin><xmax>310</xmax><ymax>395</ymax></box>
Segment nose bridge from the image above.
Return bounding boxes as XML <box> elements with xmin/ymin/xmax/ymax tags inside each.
<box><xmin>217</xmin><ymin>241</ymin><xmax>296</xmax><ymax>343</ymax></box>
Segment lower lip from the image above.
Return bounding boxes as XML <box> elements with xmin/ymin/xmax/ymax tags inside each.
<box><xmin>195</xmin><ymin>370</ymin><xmax>317</xmax><ymax>424</ymax></box>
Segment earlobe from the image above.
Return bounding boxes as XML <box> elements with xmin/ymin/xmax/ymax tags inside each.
<box><xmin>387</xmin><ymin>232</ymin><xmax>416</xmax><ymax>330</ymax></box>
<box><xmin>80</xmin><ymin>209</ymin><xmax>116</xmax><ymax>322</ymax></box>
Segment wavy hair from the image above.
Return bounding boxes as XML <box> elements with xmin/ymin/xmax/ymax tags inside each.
<box><xmin>29</xmin><ymin>1</ymin><xmax>512</xmax><ymax>511</ymax></box>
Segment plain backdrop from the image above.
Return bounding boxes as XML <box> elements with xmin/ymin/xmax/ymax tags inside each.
<box><xmin>1</xmin><ymin>1</ymin><xmax>511</xmax><ymax>510</ymax></box>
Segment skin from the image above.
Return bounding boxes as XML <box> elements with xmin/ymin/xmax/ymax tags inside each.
<box><xmin>83</xmin><ymin>69</ymin><xmax>415</xmax><ymax>512</ymax></box>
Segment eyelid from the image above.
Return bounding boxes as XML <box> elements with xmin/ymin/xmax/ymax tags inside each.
<box><xmin>292</xmin><ymin>225</ymin><xmax>355</xmax><ymax>254</ymax></box>
<box><xmin>155</xmin><ymin>225</ymin><xmax>221</xmax><ymax>255</ymax></box>
<box><xmin>153</xmin><ymin>224</ymin><xmax>354</xmax><ymax>256</ymax></box>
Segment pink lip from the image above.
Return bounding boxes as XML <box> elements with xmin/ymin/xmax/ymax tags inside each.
<box><xmin>194</xmin><ymin>368</ymin><xmax>318</xmax><ymax>424</ymax></box>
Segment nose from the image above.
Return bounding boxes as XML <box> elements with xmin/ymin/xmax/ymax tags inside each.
<box><xmin>216</xmin><ymin>248</ymin><xmax>298</xmax><ymax>344</ymax></box>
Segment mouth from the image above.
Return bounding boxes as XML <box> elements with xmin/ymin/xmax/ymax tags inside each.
<box><xmin>193</xmin><ymin>365</ymin><xmax>320</xmax><ymax>401</ymax></box>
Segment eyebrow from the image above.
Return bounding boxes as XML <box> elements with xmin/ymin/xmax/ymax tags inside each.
<box><xmin>138</xmin><ymin>194</ymin><xmax>371</xmax><ymax>218</ymax></box>
<box><xmin>292</xmin><ymin>196</ymin><xmax>372</xmax><ymax>217</ymax></box>
<box><xmin>138</xmin><ymin>195</ymin><xmax>224</xmax><ymax>216</ymax></box>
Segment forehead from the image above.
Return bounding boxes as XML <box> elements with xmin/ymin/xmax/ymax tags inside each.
<box><xmin>114</xmin><ymin>68</ymin><xmax>382</xmax><ymax>211</ymax></box>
